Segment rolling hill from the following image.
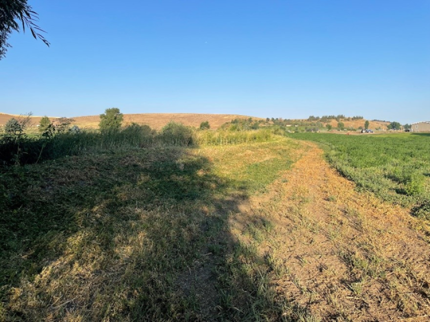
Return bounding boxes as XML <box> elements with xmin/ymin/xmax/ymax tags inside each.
<box><xmin>0</xmin><ymin>113</ymin><xmax>258</xmax><ymax>130</ymax></box>
<box><xmin>0</xmin><ymin>112</ymin><xmax>390</xmax><ymax>131</ymax></box>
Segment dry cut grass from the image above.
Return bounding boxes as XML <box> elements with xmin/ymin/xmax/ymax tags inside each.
<box><xmin>2</xmin><ymin>136</ymin><xmax>430</xmax><ymax>321</ymax></box>
<box><xmin>1</xmin><ymin>137</ymin><xmax>302</xmax><ymax>321</ymax></box>
<box><xmin>229</xmin><ymin>141</ymin><xmax>430</xmax><ymax>320</ymax></box>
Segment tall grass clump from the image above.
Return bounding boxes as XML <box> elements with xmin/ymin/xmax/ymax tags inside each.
<box><xmin>197</xmin><ymin>129</ymin><xmax>274</xmax><ymax>146</ymax></box>
<box><xmin>0</xmin><ymin>124</ymin><xmax>157</xmax><ymax>167</ymax></box>
<box><xmin>1</xmin><ymin>122</ymin><xmax>277</xmax><ymax>167</ymax></box>
<box><xmin>95</xmin><ymin>123</ymin><xmax>156</xmax><ymax>149</ymax></box>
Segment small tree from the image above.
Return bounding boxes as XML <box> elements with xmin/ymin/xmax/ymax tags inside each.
<box><xmin>387</xmin><ymin>121</ymin><xmax>401</xmax><ymax>130</ymax></box>
<box><xmin>54</xmin><ymin>117</ymin><xmax>74</xmax><ymax>133</ymax></box>
<box><xmin>4</xmin><ymin>118</ymin><xmax>23</xmax><ymax>136</ymax></box>
<box><xmin>2</xmin><ymin>114</ymin><xmax>32</xmax><ymax>139</ymax></box>
<box><xmin>99</xmin><ymin>108</ymin><xmax>123</xmax><ymax>132</ymax></box>
<box><xmin>199</xmin><ymin>121</ymin><xmax>210</xmax><ymax>130</ymax></box>
<box><xmin>39</xmin><ymin>116</ymin><xmax>51</xmax><ymax>133</ymax></box>
<box><xmin>337</xmin><ymin>122</ymin><xmax>345</xmax><ymax>130</ymax></box>
<box><xmin>326</xmin><ymin>124</ymin><xmax>332</xmax><ymax>131</ymax></box>
<box><xmin>364</xmin><ymin>120</ymin><xmax>370</xmax><ymax>130</ymax></box>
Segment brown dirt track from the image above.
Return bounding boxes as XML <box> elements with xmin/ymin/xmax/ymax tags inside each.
<box><xmin>230</xmin><ymin>141</ymin><xmax>430</xmax><ymax>320</ymax></box>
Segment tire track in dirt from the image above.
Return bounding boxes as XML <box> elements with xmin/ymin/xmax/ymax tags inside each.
<box><xmin>230</xmin><ymin>140</ymin><xmax>430</xmax><ymax>321</ymax></box>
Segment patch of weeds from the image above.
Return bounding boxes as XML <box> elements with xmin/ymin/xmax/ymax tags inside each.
<box><xmin>245</xmin><ymin>223</ymin><xmax>264</xmax><ymax>243</ymax></box>
<box><xmin>291</xmin><ymin>274</ymin><xmax>308</xmax><ymax>294</ymax></box>
<box><xmin>412</xmin><ymin>201</ymin><xmax>430</xmax><ymax>220</ymax></box>
<box><xmin>340</xmin><ymin>251</ymin><xmax>384</xmax><ymax>279</ymax></box>
<box><xmin>282</xmin><ymin>303</ymin><xmax>321</xmax><ymax>322</ymax></box>
<box><xmin>216</xmin><ymin>242</ymin><xmax>289</xmax><ymax>321</ymax></box>
<box><xmin>265</xmin><ymin>254</ymin><xmax>289</xmax><ymax>278</ymax></box>
<box><xmin>208</xmin><ymin>243</ymin><xmax>223</xmax><ymax>256</ymax></box>
<box><xmin>327</xmin><ymin>195</ymin><xmax>337</xmax><ymax>202</ymax></box>
<box><xmin>348</xmin><ymin>281</ymin><xmax>364</xmax><ymax>296</ymax></box>
<box><xmin>245</xmin><ymin>217</ymin><xmax>275</xmax><ymax>243</ymax></box>
<box><xmin>262</xmin><ymin>218</ymin><xmax>275</xmax><ymax>233</ymax></box>
<box><xmin>291</xmin><ymin>186</ymin><xmax>311</xmax><ymax>204</ymax></box>
<box><xmin>404</xmin><ymin>174</ymin><xmax>425</xmax><ymax>196</ymax></box>
<box><xmin>327</xmin><ymin>224</ymin><xmax>341</xmax><ymax>241</ymax></box>
<box><xmin>345</xmin><ymin>208</ymin><xmax>365</xmax><ymax>231</ymax></box>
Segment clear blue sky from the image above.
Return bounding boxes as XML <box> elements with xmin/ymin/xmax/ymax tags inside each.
<box><xmin>1</xmin><ymin>0</ymin><xmax>429</xmax><ymax>123</ymax></box>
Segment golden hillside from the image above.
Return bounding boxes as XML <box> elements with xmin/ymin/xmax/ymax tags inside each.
<box><xmin>72</xmin><ymin>113</ymin><xmax>260</xmax><ymax>130</ymax></box>
<box><xmin>0</xmin><ymin>113</ymin><xmax>259</xmax><ymax>130</ymax></box>
<box><xmin>0</xmin><ymin>112</ymin><xmax>389</xmax><ymax>131</ymax></box>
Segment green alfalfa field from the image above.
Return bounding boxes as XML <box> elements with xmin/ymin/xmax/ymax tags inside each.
<box><xmin>1</xmin><ymin>124</ymin><xmax>430</xmax><ymax>321</ymax></box>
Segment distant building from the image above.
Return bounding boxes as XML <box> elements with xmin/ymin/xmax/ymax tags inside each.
<box><xmin>411</xmin><ymin>121</ymin><xmax>430</xmax><ymax>132</ymax></box>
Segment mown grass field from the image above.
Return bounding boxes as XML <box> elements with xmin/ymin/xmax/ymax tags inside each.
<box><xmin>2</xmin><ymin>129</ymin><xmax>430</xmax><ymax>321</ymax></box>
<box><xmin>0</xmin><ymin>134</ymin><xmax>308</xmax><ymax>321</ymax></box>
<box><xmin>289</xmin><ymin>133</ymin><xmax>430</xmax><ymax>217</ymax></box>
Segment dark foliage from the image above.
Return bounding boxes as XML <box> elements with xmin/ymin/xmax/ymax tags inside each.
<box><xmin>199</xmin><ymin>121</ymin><xmax>210</xmax><ymax>130</ymax></box>
<box><xmin>99</xmin><ymin>108</ymin><xmax>123</xmax><ymax>132</ymax></box>
<box><xmin>0</xmin><ymin>0</ymin><xmax>49</xmax><ymax>59</ymax></box>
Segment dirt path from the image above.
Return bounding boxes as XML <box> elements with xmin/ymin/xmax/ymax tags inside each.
<box><xmin>230</xmin><ymin>141</ymin><xmax>430</xmax><ymax>321</ymax></box>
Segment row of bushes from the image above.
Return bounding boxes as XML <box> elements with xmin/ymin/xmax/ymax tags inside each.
<box><xmin>0</xmin><ymin>122</ymin><xmax>192</xmax><ymax>167</ymax></box>
<box><xmin>0</xmin><ymin>122</ymin><xmax>277</xmax><ymax>167</ymax></box>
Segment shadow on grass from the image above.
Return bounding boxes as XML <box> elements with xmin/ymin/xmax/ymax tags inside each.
<box><xmin>0</xmin><ymin>145</ymin><xmax>299</xmax><ymax>321</ymax></box>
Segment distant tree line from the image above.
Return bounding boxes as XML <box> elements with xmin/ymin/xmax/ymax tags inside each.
<box><xmin>221</xmin><ymin>118</ymin><xmax>261</xmax><ymax>131</ymax></box>
<box><xmin>307</xmin><ymin>115</ymin><xmax>363</xmax><ymax>122</ymax></box>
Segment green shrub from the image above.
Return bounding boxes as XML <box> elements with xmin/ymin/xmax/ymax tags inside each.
<box><xmin>412</xmin><ymin>202</ymin><xmax>430</xmax><ymax>220</ymax></box>
<box><xmin>4</xmin><ymin>118</ymin><xmax>23</xmax><ymax>137</ymax></box>
<box><xmin>120</xmin><ymin>123</ymin><xmax>155</xmax><ymax>147</ymax></box>
<box><xmin>199</xmin><ymin>121</ymin><xmax>210</xmax><ymax>130</ymax></box>
<box><xmin>53</xmin><ymin>117</ymin><xmax>74</xmax><ymax>133</ymax></box>
<box><xmin>405</xmin><ymin>174</ymin><xmax>425</xmax><ymax>196</ymax></box>
<box><xmin>220</xmin><ymin>118</ymin><xmax>260</xmax><ymax>131</ymax></box>
<box><xmin>1</xmin><ymin>118</ymin><xmax>28</xmax><ymax>165</ymax></box>
<box><xmin>159</xmin><ymin>122</ymin><xmax>196</xmax><ymax>146</ymax></box>
<box><xmin>391</xmin><ymin>166</ymin><xmax>419</xmax><ymax>185</ymax></box>
<box><xmin>39</xmin><ymin>116</ymin><xmax>51</xmax><ymax>133</ymax></box>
